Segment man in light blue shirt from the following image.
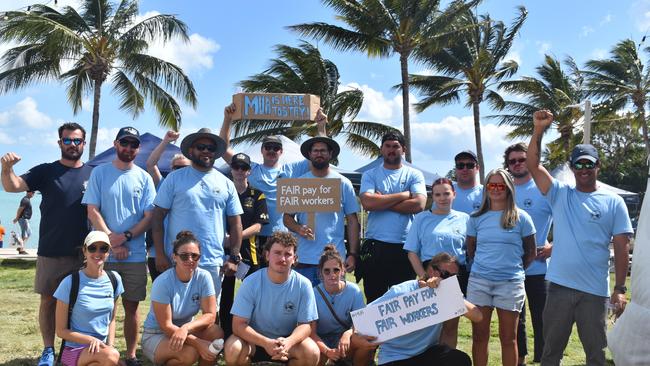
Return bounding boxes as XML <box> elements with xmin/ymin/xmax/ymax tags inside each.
<box><xmin>359</xmin><ymin>131</ymin><xmax>426</xmax><ymax>302</ymax></box>
<box><xmin>452</xmin><ymin>150</ymin><xmax>483</xmax><ymax>215</ymax></box>
<box><xmin>224</xmin><ymin>231</ymin><xmax>320</xmax><ymax>365</ymax></box>
<box><xmin>218</xmin><ymin>104</ymin><xmax>328</xmax><ymax>250</ymax></box>
<box><xmin>528</xmin><ymin>110</ymin><xmax>633</xmax><ymax>366</ymax></box>
<box><xmin>283</xmin><ymin>136</ymin><xmax>360</xmax><ymax>285</ymax></box>
<box><xmin>152</xmin><ymin>127</ymin><xmax>243</xmax><ymax>300</ymax></box>
<box><xmin>505</xmin><ymin>142</ymin><xmax>553</xmax><ymax>364</ymax></box>
<box><xmin>83</xmin><ymin>127</ymin><xmax>156</xmax><ymax>365</ymax></box>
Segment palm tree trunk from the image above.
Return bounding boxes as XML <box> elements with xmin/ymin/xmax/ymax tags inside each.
<box><xmin>399</xmin><ymin>52</ymin><xmax>412</xmax><ymax>162</ymax></box>
<box><xmin>638</xmin><ymin>107</ymin><xmax>650</xmax><ymax>158</ymax></box>
<box><xmin>472</xmin><ymin>101</ymin><xmax>485</xmax><ymax>184</ymax></box>
<box><xmin>89</xmin><ymin>79</ymin><xmax>103</xmax><ymax>160</ymax></box>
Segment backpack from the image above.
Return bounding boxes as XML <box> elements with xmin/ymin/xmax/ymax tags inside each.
<box><xmin>56</xmin><ymin>270</ymin><xmax>118</xmax><ymax>363</ymax></box>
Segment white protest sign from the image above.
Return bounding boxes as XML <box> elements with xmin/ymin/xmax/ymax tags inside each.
<box><xmin>350</xmin><ymin>277</ymin><xmax>466</xmax><ymax>343</ymax></box>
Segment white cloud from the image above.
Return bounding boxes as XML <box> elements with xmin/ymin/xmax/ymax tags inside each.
<box><xmin>591</xmin><ymin>48</ymin><xmax>608</xmax><ymax>59</ymax></box>
<box><xmin>581</xmin><ymin>26</ymin><xmax>595</xmax><ymax>37</ymax></box>
<box><xmin>0</xmin><ymin>97</ymin><xmax>52</xmax><ymax>129</ymax></box>
<box><xmin>630</xmin><ymin>1</ymin><xmax>650</xmax><ymax>31</ymax></box>
<box><xmin>0</xmin><ymin>0</ymin><xmax>82</xmax><ymax>11</ymax></box>
<box><xmin>0</xmin><ymin>130</ymin><xmax>13</xmax><ymax>144</ymax></box>
<box><xmin>95</xmin><ymin>127</ymin><xmax>122</xmax><ymax>153</ymax></box>
<box><xmin>536</xmin><ymin>41</ymin><xmax>551</xmax><ymax>56</ymax></box>
<box><xmin>342</xmin><ymin>82</ymin><xmax>417</xmax><ymax>127</ymax></box>
<box><xmin>600</xmin><ymin>14</ymin><xmax>613</xmax><ymax>26</ymax></box>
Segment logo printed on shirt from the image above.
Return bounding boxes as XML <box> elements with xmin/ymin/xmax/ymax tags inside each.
<box><xmin>82</xmin><ymin>180</ymin><xmax>88</xmax><ymax>194</ymax></box>
<box><xmin>283</xmin><ymin>301</ymin><xmax>295</xmax><ymax>314</ymax></box>
<box><xmin>105</xmin><ymin>290</ymin><xmax>113</xmax><ymax>298</ymax></box>
<box><xmin>244</xmin><ymin>197</ymin><xmax>254</xmax><ymax>208</ymax></box>
<box><xmin>591</xmin><ymin>210</ymin><xmax>602</xmax><ymax>220</ymax></box>
<box><xmin>133</xmin><ymin>186</ymin><xmax>142</xmax><ymax>197</ymax></box>
<box><xmin>192</xmin><ymin>293</ymin><xmax>200</xmax><ymax>304</ymax></box>
<box><xmin>523</xmin><ymin>198</ymin><xmax>533</xmax><ymax>208</ymax></box>
<box><xmin>473</xmin><ymin>201</ymin><xmax>481</xmax><ymax>210</ymax></box>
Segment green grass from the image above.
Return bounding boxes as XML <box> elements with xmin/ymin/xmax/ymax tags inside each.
<box><xmin>0</xmin><ymin>260</ymin><xmax>625</xmax><ymax>366</ymax></box>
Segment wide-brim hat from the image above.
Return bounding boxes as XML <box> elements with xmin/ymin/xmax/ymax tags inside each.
<box><xmin>300</xmin><ymin>136</ymin><xmax>340</xmax><ymax>160</ymax></box>
<box><xmin>180</xmin><ymin>128</ymin><xmax>227</xmax><ymax>160</ymax></box>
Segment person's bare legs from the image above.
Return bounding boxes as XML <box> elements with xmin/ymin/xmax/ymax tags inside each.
<box><xmin>287</xmin><ymin>337</ymin><xmax>319</xmax><ymax>366</ymax></box>
<box><xmin>224</xmin><ymin>335</ymin><xmax>253</xmax><ymax>366</ymax></box>
<box><xmin>39</xmin><ymin>294</ymin><xmax>56</xmax><ymax>347</ymax></box>
<box><xmin>122</xmin><ymin>299</ymin><xmax>140</xmax><ymax>359</ymax></box>
<box><xmin>497</xmin><ymin>308</ymin><xmax>520</xmax><ymax>366</ymax></box>
<box><xmin>471</xmin><ymin>306</ymin><xmax>494</xmax><ymax>366</ymax></box>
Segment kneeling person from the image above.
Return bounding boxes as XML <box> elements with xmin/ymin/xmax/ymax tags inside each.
<box><xmin>355</xmin><ymin>253</ymin><xmax>483</xmax><ymax>366</ymax></box>
<box><xmin>224</xmin><ymin>231</ymin><xmax>320</xmax><ymax>365</ymax></box>
<box><xmin>141</xmin><ymin>231</ymin><xmax>224</xmax><ymax>366</ymax></box>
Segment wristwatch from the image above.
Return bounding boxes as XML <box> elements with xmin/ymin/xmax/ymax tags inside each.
<box><xmin>228</xmin><ymin>254</ymin><xmax>241</xmax><ymax>265</ymax></box>
<box><xmin>614</xmin><ymin>285</ymin><xmax>627</xmax><ymax>294</ymax></box>
<box><xmin>124</xmin><ymin>231</ymin><xmax>133</xmax><ymax>242</ymax></box>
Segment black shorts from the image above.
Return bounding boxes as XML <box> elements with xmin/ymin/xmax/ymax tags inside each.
<box><xmin>251</xmin><ymin>345</ymin><xmax>289</xmax><ymax>364</ymax></box>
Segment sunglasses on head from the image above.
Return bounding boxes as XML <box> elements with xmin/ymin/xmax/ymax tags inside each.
<box><xmin>431</xmin><ymin>265</ymin><xmax>456</xmax><ymax>279</ymax></box>
<box><xmin>118</xmin><ymin>139</ymin><xmax>140</xmax><ymax>149</ymax></box>
<box><xmin>487</xmin><ymin>182</ymin><xmax>507</xmax><ymax>192</ymax></box>
<box><xmin>61</xmin><ymin>138</ymin><xmax>84</xmax><ymax>146</ymax></box>
<box><xmin>455</xmin><ymin>162</ymin><xmax>476</xmax><ymax>170</ymax></box>
<box><xmin>323</xmin><ymin>267</ymin><xmax>341</xmax><ymax>275</ymax></box>
<box><xmin>194</xmin><ymin>143</ymin><xmax>217</xmax><ymax>152</ymax></box>
<box><xmin>508</xmin><ymin>158</ymin><xmax>526</xmax><ymax>165</ymax></box>
<box><xmin>87</xmin><ymin>244</ymin><xmax>110</xmax><ymax>253</ymax></box>
<box><xmin>177</xmin><ymin>252</ymin><xmax>201</xmax><ymax>262</ymax></box>
<box><xmin>573</xmin><ymin>161</ymin><xmax>596</xmax><ymax>170</ymax></box>
<box><xmin>231</xmin><ymin>164</ymin><xmax>249</xmax><ymax>171</ymax></box>
<box><xmin>263</xmin><ymin>144</ymin><xmax>281</xmax><ymax>152</ymax></box>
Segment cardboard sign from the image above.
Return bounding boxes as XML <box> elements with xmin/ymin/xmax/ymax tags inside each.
<box><xmin>231</xmin><ymin>93</ymin><xmax>320</xmax><ymax>121</ymax></box>
<box><xmin>276</xmin><ymin>178</ymin><xmax>341</xmax><ymax>213</ymax></box>
<box><xmin>350</xmin><ymin>277</ymin><xmax>466</xmax><ymax>343</ymax></box>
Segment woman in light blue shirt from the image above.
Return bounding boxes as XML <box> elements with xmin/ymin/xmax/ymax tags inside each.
<box><xmin>466</xmin><ymin>169</ymin><xmax>536</xmax><ymax>366</ymax></box>
<box><xmin>54</xmin><ymin>231</ymin><xmax>123</xmax><ymax>366</ymax></box>
<box><xmin>310</xmin><ymin>245</ymin><xmax>373</xmax><ymax>366</ymax></box>
<box><xmin>405</xmin><ymin>177</ymin><xmax>469</xmax><ymax>348</ymax></box>
<box><xmin>141</xmin><ymin>231</ymin><xmax>223</xmax><ymax>366</ymax></box>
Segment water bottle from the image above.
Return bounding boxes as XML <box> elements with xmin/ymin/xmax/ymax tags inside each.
<box><xmin>208</xmin><ymin>338</ymin><xmax>224</xmax><ymax>355</ymax></box>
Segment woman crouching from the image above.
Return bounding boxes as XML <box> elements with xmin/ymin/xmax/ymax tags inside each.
<box><xmin>142</xmin><ymin>231</ymin><xmax>224</xmax><ymax>365</ymax></box>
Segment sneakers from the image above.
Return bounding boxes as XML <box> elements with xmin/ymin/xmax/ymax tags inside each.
<box><xmin>124</xmin><ymin>357</ymin><xmax>143</xmax><ymax>366</ymax></box>
<box><xmin>38</xmin><ymin>347</ymin><xmax>54</xmax><ymax>366</ymax></box>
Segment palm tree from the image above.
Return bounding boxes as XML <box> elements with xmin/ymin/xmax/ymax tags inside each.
<box><xmin>408</xmin><ymin>6</ymin><xmax>527</xmax><ymax>182</ymax></box>
<box><xmin>289</xmin><ymin>0</ymin><xmax>480</xmax><ymax>162</ymax></box>
<box><xmin>0</xmin><ymin>0</ymin><xmax>197</xmax><ymax>158</ymax></box>
<box><xmin>494</xmin><ymin>55</ymin><xmax>587</xmax><ymax>164</ymax></box>
<box><xmin>234</xmin><ymin>41</ymin><xmax>396</xmax><ymax>159</ymax></box>
<box><xmin>584</xmin><ymin>39</ymin><xmax>650</xmax><ymax>157</ymax></box>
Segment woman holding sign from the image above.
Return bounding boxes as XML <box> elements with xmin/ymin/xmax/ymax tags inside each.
<box><xmin>311</xmin><ymin>245</ymin><xmax>373</xmax><ymax>366</ymax></box>
<box><xmin>404</xmin><ymin>177</ymin><xmax>470</xmax><ymax>347</ymax></box>
<box><xmin>465</xmin><ymin>169</ymin><xmax>536</xmax><ymax>366</ymax></box>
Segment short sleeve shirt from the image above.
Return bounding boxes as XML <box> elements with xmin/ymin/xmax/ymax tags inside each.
<box><xmin>404</xmin><ymin>210</ymin><xmax>469</xmax><ymax>265</ymax></box>
<box><xmin>313</xmin><ymin>281</ymin><xmax>365</xmax><ymax>348</ymax></box>
<box><xmin>236</xmin><ymin>186</ymin><xmax>269</xmax><ymax>265</ymax></box>
<box><xmin>515</xmin><ymin>179</ymin><xmax>553</xmax><ymax>276</ymax></box>
<box><xmin>452</xmin><ymin>183</ymin><xmax>483</xmax><ymax>215</ymax></box>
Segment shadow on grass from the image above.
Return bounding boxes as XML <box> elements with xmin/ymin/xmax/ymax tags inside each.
<box><xmin>0</xmin><ymin>357</ymin><xmax>37</xmax><ymax>366</ymax></box>
<box><xmin>0</xmin><ymin>259</ymin><xmax>36</xmax><ymax>269</ymax></box>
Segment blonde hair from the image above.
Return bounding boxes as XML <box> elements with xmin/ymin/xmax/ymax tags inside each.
<box><xmin>472</xmin><ymin>168</ymin><xmax>519</xmax><ymax>229</ymax></box>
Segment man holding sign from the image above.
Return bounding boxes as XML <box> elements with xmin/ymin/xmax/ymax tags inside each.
<box><xmin>353</xmin><ymin>253</ymin><xmax>482</xmax><ymax>365</ymax></box>
<box><xmin>283</xmin><ymin>136</ymin><xmax>360</xmax><ymax>285</ymax></box>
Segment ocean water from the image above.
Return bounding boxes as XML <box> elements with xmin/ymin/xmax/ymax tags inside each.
<box><xmin>0</xmin><ymin>189</ymin><xmax>41</xmax><ymax>249</ymax></box>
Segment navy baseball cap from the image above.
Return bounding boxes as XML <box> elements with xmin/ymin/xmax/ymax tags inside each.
<box><xmin>570</xmin><ymin>144</ymin><xmax>599</xmax><ymax>164</ymax></box>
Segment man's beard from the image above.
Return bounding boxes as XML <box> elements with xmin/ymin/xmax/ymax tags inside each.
<box><xmin>312</xmin><ymin>160</ymin><xmax>329</xmax><ymax>170</ymax></box>
<box><xmin>61</xmin><ymin>147</ymin><xmax>83</xmax><ymax>161</ymax></box>
<box><xmin>511</xmin><ymin>170</ymin><xmax>529</xmax><ymax>179</ymax></box>
<box><xmin>383</xmin><ymin>155</ymin><xmax>400</xmax><ymax>165</ymax></box>
<box><xmin>117</xmin><ymin>150</ymin><xmax>136</xmax><ymax>163</ymax></box>
<box><xmin>191</xmin><ymin>154</ymin><xmax>215</xmax><ymax>168</ymax></box>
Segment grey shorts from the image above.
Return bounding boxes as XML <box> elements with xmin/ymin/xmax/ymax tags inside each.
<box><xmin>467</xmin><ymin>274</ymin><xmax>525</xmax><ymax>312</ymax></box>
<box><xmin>104</xmin><ymin>261</ymin><xmax>147</xmax><ymax>302</ymax></box>
<box><xmin>35</xmin><ymin>255</ymin><xmax>84</xmax><ymax>295</ymax></box>
<box><xmin>141</xmin><ymin>328</ymin><xmax>165</xmax><ymax>364</ymax></box>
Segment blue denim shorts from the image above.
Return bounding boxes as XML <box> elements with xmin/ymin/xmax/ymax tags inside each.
<box><xmin>467</xmin><ymin>274</ymin><xmax>525</xmax><ymax>311</ymax></box>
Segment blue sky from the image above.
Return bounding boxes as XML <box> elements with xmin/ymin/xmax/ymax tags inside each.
<box><xmin>1</xmin><ymin>0</ymin><xmax>648</xmax><ymax>177</ymax></box>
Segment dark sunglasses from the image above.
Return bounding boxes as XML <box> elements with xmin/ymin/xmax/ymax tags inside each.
<box><xmin>231</xmin><ymin>164</ymin><xmax>250</xmax><ymax>171</ymax></box>
<box><xmin>431</xmin><ymin>266</ymin><xmax>456</xmax><ymax>279</ymax></box>
<box><xmin>323</xmin><ymin>267</ymin><xmax>341</xmax><ymax>275</ymax></box>
<box><xmin>573</xmin><ymin>161</ymin><xmax>596</xmax><ymax>170</ymax></box>
<box><xmin>118</xmin><ymin>139</ymin><xmax>140</xmax><ymax>149</ymax></box>
<box><xmin>61</xmin><ymin>138</ymin><xmax>84</xmax><ymax>146</ymax></box>
<box><xmin>455</xmin><ymin>162</ymin><xmax>476</xmax><ymax>170</ymax></box>
<box><xmin>171</xmin><ymin>165</ymin><xmax>187</xmax><ymax>170</ymax></box>
<box><xmin>487</xmin><ymin>183</ymin><xmax>507</xmax><ymax>192</ymax></box>
<box><xmin>263</xmin><ymin>144</ymin><xmax>282</xmax><ymax>152</ymax></box>
<box><xmin>508</xmin><ymin>158</ymin><xmax>526</xmax><ymax>165</ymax></box>
<box><xmin>87</xmin><ymin>244</ymin><xmax>110</xmax><ymax>253</ymax></box>
<box><xmin>194</xmin><ymin>144</ymin><xmax>217</xmax><ymax>152</ymax></box>
<box><xmin>177</xmin><ymin>252</ymin><xmax>201</xmax><ymax>262</ymax></box>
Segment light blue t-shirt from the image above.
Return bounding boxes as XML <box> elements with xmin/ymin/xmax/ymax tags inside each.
<box><xmin>143</xmin><ymin>267</ymin><xmax>215</xmax><ymax>330</ymax></box>
<box><xmin>404</xmin><ymin>210</ymin><xmax>469</xmax><ymax>265</ymax></box>
<box><xmin>290</xmin><ymin>171</ymin><xmax>359</xmax><ymax>264</ymax></box>
<box><xmin>313</xmin><ymin>281</ymin><xmax>365</xmax><ymax>348</ymax></box>
<box><xmin>371</xmin><ymin>280</ymin><xmax>443</xmax><ymax>365</ymax></box>
<box><xmin>154</xmin><ymin>166</ymin><xmax>243</xmax><ymax>266</ymax></box>
<box><xmin>54</xmin><ymin>270</ymin><xmax>124</xmax><ymax>347</ymax></box>
<box><xmin>452</xmin><ymin>183</ymin><xmax>483</xmax><ymax>215</ymax></box>
<box><xmin>467</xmin><ymin>209</ymin><xmax>535</xmax><ymax>281</ymax></box>
<box><xmin>515</xmin><ymin>179</ymin><xmax>553</xmax><ymax>276</ymax></box>
<box><xmin>361</xmin><ymin>165</ymin><xmax>426</xmax><ymax>243</ymax></box>
<box><xmin>248</xmin><ymin>160</ymin><xmax>310</xmax><ymax>237</ymax></box>
<box><xmin>82</xmin><ymin>163</ymin><xmax>155</xmax><ymax>263</ymax></box>
<box><xmin>231</xmin><ymin>268</ymin><xmax>318</xmax><ymax>339</ymax></box>
<box><xmin>545</xmin><ymin>179</ymin><xmax>633</xmax><ymax>297</ymax></box>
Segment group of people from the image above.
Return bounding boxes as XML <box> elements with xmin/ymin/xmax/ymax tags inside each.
<box><xmin>0</xmin><ymin>107</ymin><xmax>633</xmax><ymax>366</ymax></box>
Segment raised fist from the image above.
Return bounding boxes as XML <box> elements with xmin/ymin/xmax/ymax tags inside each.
<box><xmin>1</xmin><ymin>152</ymin><xmax>21</xmax><ymax>170</ymax></box>
<box><xmin>533</xmin><ymin>110</ymin><xmax>554</xmax><ymax>130</ymax></box>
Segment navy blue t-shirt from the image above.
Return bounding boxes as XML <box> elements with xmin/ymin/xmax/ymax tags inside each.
<box><xmin>21</xmin><ymin>161</ymin><xmax>94</xmax><ymax>257</ymax></box>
